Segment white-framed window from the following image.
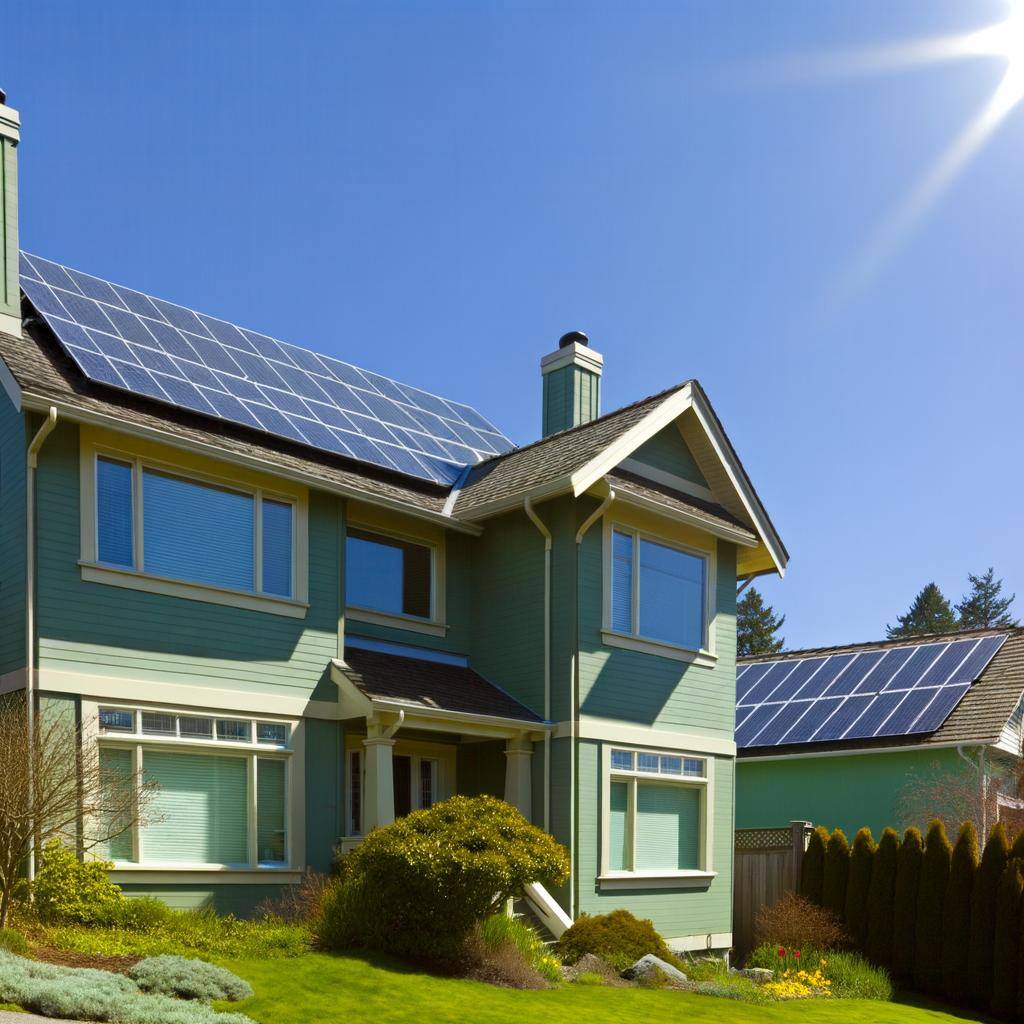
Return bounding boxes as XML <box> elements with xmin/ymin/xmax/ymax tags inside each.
<box><xmin>95</xmin><ymin>454</ymin><xmax>296</xmax><ymax>599</ymax></box>
<box><xmin>95</xmin><ymin>706</ymin><xmax>293</xmax><ymax>869</ymax></box>
<box><xmin>345</xmin><ymin>527</ymin><xmax>434</xmax><ymax>621</ymax></box>
<box><xmin>610</xmin><ymin>526</ymin><xmax>708</xmax><ymax>652</ymax></box>
<box><xmin>600</xmin><ymin>744</ymin><xmax>715</xmax><ymax>888</ymax></box>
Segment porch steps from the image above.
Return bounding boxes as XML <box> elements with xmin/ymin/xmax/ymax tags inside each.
<box><xmin>512</xmin><ymin>897</ymin><xmax>558</xmax><ymax>947</ymax></box>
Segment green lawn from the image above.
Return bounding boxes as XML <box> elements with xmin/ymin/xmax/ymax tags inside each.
<box><xmin>224</xmin><ymin>953</ymin><xmax>990</xmax><ymax>1024</ymax></box>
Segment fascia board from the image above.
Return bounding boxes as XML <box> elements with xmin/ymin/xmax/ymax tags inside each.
<box><xmin>21</xmin><ymin>391</ymin><xmax>484</xmax><ymax>536</ymax></box>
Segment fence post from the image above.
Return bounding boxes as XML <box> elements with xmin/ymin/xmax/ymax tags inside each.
<box><xmin>790</xmin><ymin>820</ymin><xmax>812</xmax><ymax>890</ymax></box>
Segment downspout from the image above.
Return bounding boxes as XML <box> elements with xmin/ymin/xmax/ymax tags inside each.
<box><xmin>957</xmin><ymin>744</ymin><xmax>987</xmax><ymax>836</ymax></box>
<box><xmin>25</xmin><ymin>406</ymin><xmax>57</xmax><ymax>884</ymax></box>
<box><xmin>570</xmin><ymin>484</ymin><xmax>614</xmax><ymax>919</ymax></box>
<box><xmin>523</xmin><ymin>497</ymin><xmax>552</xmax><ymax>833</ymax></box>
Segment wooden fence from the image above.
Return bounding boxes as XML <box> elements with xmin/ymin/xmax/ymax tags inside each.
<box><xmin>733</xmin><ymin>821</ymin><xmax>813</xmax><ymax>961</ymax></box>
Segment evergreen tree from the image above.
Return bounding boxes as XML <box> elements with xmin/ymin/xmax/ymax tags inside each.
<box><xmin>914</xmin><ymin>820</ymin><xmax>951</xmax><ymax>994</ymax></box>
<box><xmin>844</xmin><ymin>827</ymin><xmax>876</xmax><ymax>947</ymax></box>
<box><xmin>991</xmin><ymin>860</ymin><xmax>1023</xmax><ymax>1019</ymax></box>
<box><xmin>969</xmin><ymin>823</ymin><xmax>1010</xmax><ymax>1007</ymax></box>
<box><xmin>865</xmin><ymin>828</ymin><xmax>899</xmax><ymax>968</ymax></box>
<box><xmin>822</xmin><ymin>829</ymin><xmax>851</xmax><ymax>921</ymax></box>
<box><xmin>893</xmin><ymin>828</ymin><xmax>923</xmax><ymax>982</ymax></box>
<box><xmin>887</xmin><ymin>583</ymin><xmax>958</xmax><ymax>638</ymax></box>
<box><xmin>942</xmin><ymin>821</ymin><xmax>979</xmax><ymax>1004</ymax></box>
<box><xmin>956</xmin><ymin>568</ymin><xmax>1018</xmax><ymax>629</ymax></box>
<box><xmin>737</xmin><ymin>587</ymin><xmax>785</xmax><ymax>657</ymax></box>
<box><xmin>799</xmin><ymin>826</ymin><xmax>829</xmax><ymax>906</ymax></box>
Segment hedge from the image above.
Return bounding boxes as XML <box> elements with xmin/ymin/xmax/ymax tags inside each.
<box><xmin>844</xmin><ymin>827</ymin><xmax>876</xmax><ymax>946</ymax></box>
<box><xmin>942</xmin><ymin>821</ymin><xmax>978</xmax><ymax>1004</ymax></box>
<box><xmin>991</xmin><ymin>860</ymin><xmax>1023</xmax><ymax>1019</ymax></box>
<box><xmin>822</xmin><ymin>829</ymin><xmax>850</xmax><ymax>921</ymax></box>
<box><xmin>864</xmin><ymin>827</ymin><xmax>898</xmax><ymax>969</ymax></box>
<box><xmin>892</xmin><ymin>827</ymin><xmax>923</xmax><ymax>982</ymax></box>
<box><xmin>914</xmin><ymin>820</ymin><xmax>951</xmax><ymax>995</ymax></box>
<box><xmin>969</xmin><ymin>822</ymin><xmax>1009</xmax><ymax>1008</ymax></box>
<box><xmin>799</xmin><ymin>826</ymin><xmax>829</xmax><ymax>906</ymax></box>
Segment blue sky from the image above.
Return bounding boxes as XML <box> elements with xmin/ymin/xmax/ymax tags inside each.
<box><xmin>6</xmin><ymin>1</ymin><xmax>1023</xmax><ymax>649</ymax></box>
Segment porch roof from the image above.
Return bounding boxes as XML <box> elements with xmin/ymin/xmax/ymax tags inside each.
<box><xmin>333</xmin><ymin>647</ymin><xmax>545</xmax><ymax>729</ymax></box>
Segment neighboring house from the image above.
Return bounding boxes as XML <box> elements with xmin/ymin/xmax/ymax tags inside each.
<box><xmin>0</xmin><ymin>96</ymin><xmax>787</xmax><ymax>952</ymax></box>
<box><xmin>735</xmin><ymin>627</ymin><xmax>1024</xmax><ymax>839</ymax></box>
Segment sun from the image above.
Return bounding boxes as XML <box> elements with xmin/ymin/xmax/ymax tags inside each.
<box><xmin>962</xmin><ymin>1</ymin><xmax>1024</xmax><ymax>117</ymax></box>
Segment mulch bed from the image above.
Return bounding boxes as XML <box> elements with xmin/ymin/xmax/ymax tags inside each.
<box><xmin>30</xmin><ymin>947</ymin><xmax>142</xmax><ymax>975</ymax></box>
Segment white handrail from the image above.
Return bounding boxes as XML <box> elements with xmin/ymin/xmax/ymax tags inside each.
<box><xmin>523</xmin><ymin>880</ymin><xmax>573</xmax><ymax>939</ymax></box>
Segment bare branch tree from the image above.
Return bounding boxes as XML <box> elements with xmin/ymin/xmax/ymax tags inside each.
<box><xmin>895</xmin><ymin>756</ymin><xmax>1006</xmax><ymax>837</ymax></box>
<box><xmin>0</xmin><ymin>693</ymin><xmax>157</xmax><ymax>927</ymax></box>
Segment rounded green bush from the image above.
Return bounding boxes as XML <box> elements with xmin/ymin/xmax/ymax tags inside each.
<box><xmin>317</xmin><ymin>795</ymin><xmax>568</xmax><ymax>965</ymax></box>
<box><xmin>555</xmin><ymin>909</ymin><xmax>677</xmax><ymax>972</ymax></box>
<box><xmin>0</xmin><ymin>929</ymin><xmax>28</xmax><ymax>956</ymax></box>
<box><xmin>130</xmin><ymin>955</ymin><xmax>253</xmax><ymax>1001</ymax></box>
<box><xmin>33</xmin><ymin>839</ymin><xmax>125</xmax><ymax>926</ymax></box>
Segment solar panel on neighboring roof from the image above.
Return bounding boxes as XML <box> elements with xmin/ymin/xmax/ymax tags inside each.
<box><xmin>735</xmin><ymin>634</ymin><xmax>1008</xmax><ymax>749</ymax></box>
<box><xmin>20</xmin><ymin>253</ymin><xmax>514</xmax><ymax>486</ymax></box>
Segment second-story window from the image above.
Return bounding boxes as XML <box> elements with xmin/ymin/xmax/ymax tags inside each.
<box><xmin>611</xmin><ymin>527</ymin><xmax>707</xmax><ymax>651</ymax></box>
<box><xmin>345</xmin><ymin>528</ymin><xmax>432</xmax><ymax>619</ymax></box>
<box><xmin>96</xmin><ymin>455</ymin><xmax>294</xmax><ymax>598</ymax></box>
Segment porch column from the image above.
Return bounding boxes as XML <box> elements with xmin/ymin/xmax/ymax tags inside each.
<box><xmin>362</xmin><ymin>732</ymin><xmax>396</xmax><ymax>831</ymax></box>
<box><xmin>504</xmin><ymin>734</ymin><xmax>534</xmax><ymax>820</ymax></box>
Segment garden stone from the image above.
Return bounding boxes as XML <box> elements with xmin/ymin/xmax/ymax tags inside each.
<box><xmin>621</xmin><ymin>954</ymin><xmax>688</xmax><ymax>985</ymax></box>
<box><xmin>735</xmin><ymin>967</ymin><xmax>773</xmax><ymax>983</ymax></box>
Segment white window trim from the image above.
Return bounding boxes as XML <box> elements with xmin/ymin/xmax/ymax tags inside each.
<box><xmin>343</xmin><ymin>734</ymin><xmax>454</xmax><ymax>838</ymax></box>
<box><xmin>598</xmin><ymin>743</ymin><xmax>716</xmax><ymax>890</ymax></box>
<box><xmin>80</xmin><ymin>436</ymin><xmax>309</xmax><ymax>618</ymax></box>
<box><xmin>602</xmin><ymin>518</ymin><xmax>717</xmax><ymax>666</ymax></box>
<box><xmin>345</xmin><ymin>521</ymin><xmax>447</xmax><ymax>636</ymax></box>
<box><xmin>84</xmin><ymin>700</ymin><xmax>303</xmax><ymax>872</ymax></box>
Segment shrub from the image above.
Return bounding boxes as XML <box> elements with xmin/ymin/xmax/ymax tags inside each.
<box><xmin>254</xmin><ymin>872</ymin><xmax>331</xmax><ymax>924</ymax></box>
<box><xmin>317</xmin><ymin>795</ymin><xmax>568</xmax><ymax>965</ymax></box>
<box><xmin>799</xmin><ymin>826</ymin><xmax>829</xmax><ymax>906</ymax></box>
<box><xmin>970</xmin><ymin>822</ymin><xmax>1009</xmax><ymax>1008</ymax></box>
<box><xmin>752</xmin><ymin>892</ymin><xmax>845</xmax><ymax>951</ymax></box>
<box><xmin>914</xmin><ymin>819</ymin><xmax>951</xmax><ymax>995</ymax></box>
<box><xmin>821</xmin><ymin>829</ymin><xmax>850</xmax><ymax>921</ymax></box>
<box><xmin>892</xmin><ymin>827</ymin><xmax>923</xmax><ymax>981</ymax></box>
<box><xmin>476</xmin><ymin>913</ymin><xmax>561</xmax><ymax>985</ymax></box>
<box><xmin>0</xmin><ymin>950</ymin><xmax>253</xmax><ymax>1024</ymax></box>
<box><xmin>129</xmin><ymin>956</ymin><xmax>253</xmax><ymax>1002</ymax></box>
<box><xmin>942</xmin><ymin>821</ymin><xmax>978</xmax><ymax>1004</ymax></box>
<box><xmin>992</xmin><ymin>860</ymin><xmax>1023</xmax><ymax>1019</ymax></box>
<box><xmin>33</xmin><ymin>839</ymin><xmax>125</xmax><ymax>925</ymax></box>
<box><xmin>555</xmin><ymin>909</ymin><xmax>676</xmax><ymax>973</ymax></box>
<box><xmin>844</xmin><ymin>827</ymin><xmax>876</xmax><ymax>945</ymax></box>
<box><xmin>0</xmin><ymin>929</ymin><xmax>27</xmax><ymax>956</ymax></box>
<box><xmin>864</xmin><ymin>827</ymin><xmax>898</xmax><ymax>968</ymax></box>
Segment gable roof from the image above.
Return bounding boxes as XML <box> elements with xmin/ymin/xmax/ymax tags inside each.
<box><xmin>737</xmin><ymin>626</ymin><xmax>1024</xmax><ymax>757</ymax></box>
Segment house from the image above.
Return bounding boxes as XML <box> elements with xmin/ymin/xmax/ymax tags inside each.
<box><xmin>0</xmin><ymin>95</ymin><xmax>787</xmax><ymax>952</ymax></box>
<box><xmin>735</xmin><ymin>627</ymin><xmax>1024</xmax><ymax>839</ymax></box>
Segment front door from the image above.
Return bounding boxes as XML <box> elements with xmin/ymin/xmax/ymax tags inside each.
<box><xmin>393</xmin><ymin>755</ymin><xmax>412</xmax><ymax>818</ymax></box>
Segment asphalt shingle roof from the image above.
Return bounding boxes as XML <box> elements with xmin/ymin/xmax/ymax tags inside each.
<box><xmin>737</xmin><ymin>626</ymin><xmax>1024</xmax><ymax>755</ymax></box>
<box><xmin>340</xmin><ymin>647</ymin><xmax>544</xmax><ymax>724</ymax></box>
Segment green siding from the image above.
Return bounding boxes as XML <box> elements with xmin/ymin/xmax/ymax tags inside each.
<box><xmin>736</xmin><ymin>747</ymin><xmax>965</xmax><ymax>840</ymax></box>
<box><xmin>118</xmin><ymin>883</ymin><xmax>286</xmax><ymax>918</ymax></box>
<box><xmin>629</xmin><ymin>423</ymin><xmax>708</xmax><ymax>488</ymax></box>
<box><xmin>35</xmin><ymin>422</ymin><xmax>340</xmax><ymax>702</ymax></box>
<box><xmin>543</xmin><ymin>364</ymin><xmax>600</xmax><ymax>437</ymax></box>
<box><xmin>0</xmin><ymin>400</ymin><xmax>25</xmax><ymax>676</ymax></box>
<box><xmin>304</xmin><ymin>718</ymin><xmax>341</xmax><ymax>873</ymax></box>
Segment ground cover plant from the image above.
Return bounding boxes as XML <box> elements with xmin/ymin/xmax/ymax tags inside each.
<box><xmin>130</xmin><ymin>955</ymin><xmax>253</xmax><ymax>1001</ymax></box>
<box><xmin>470</xmin><ymin>912</ymin><xmax>561</xmax><ymax>986</ymax></box>
<box><xmin>555</xmin><ymin>909</ymin><xmax>679</xmax><ymax>973</ymax></box>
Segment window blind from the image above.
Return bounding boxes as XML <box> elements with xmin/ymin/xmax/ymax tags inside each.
<box><xmin>609</xmin><ymin>780</ymin><xmax>629</xmax><ymax>871</ymax></box>
<box><xmin>635</xmin><ymin>782</ymin><xmax>700</xmax><ymax>871</ymax></box>
<box><xmin>142</xmin><ymin>469</ymin><xmax>255</xmax><ymax>592</ymax></box>
<box><xmin>257</xmin><ymin>758</ymin><xmax>286</xmax><ymax>865</ymax></box>
<box><xmin>637</xmin><ymin>538</ymin><xmax>704</xmax><ymax>650</ymax></box>
<box><xmin>96</xmin><ymin>458</ymin><xmax>134</xmax><ymax>568</ymax></box>
<box><xmin>141</xmin><ymin>751</ymin><xmax>248</xmax><ymax>864</ymax></box>
<box><xmin>611</xmin><ymin>530</ymin><xmax>634</xmax><ymax>633</ymax></box>
<box><xmin>261</xmin><ymin>499</ymin><xmax>293</xmax><ymax>598</ymax></box>
<box><xmin>97</xmin><ymin>746</ymin><xmax>134</xmax><ymax>861</ymax></box>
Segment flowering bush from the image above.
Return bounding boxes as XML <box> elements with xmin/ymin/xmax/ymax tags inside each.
<box><xmin>749</xmin><ymin>944</ymin><xmax>892</xmax><ymax>1001</ymax></box>
<box><xmin>762</xmin><ymin>961</ymin><xmax>832</xmax><ymax>1000</ymax></box>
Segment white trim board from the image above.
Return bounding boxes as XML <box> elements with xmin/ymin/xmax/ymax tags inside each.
<box><xmin>617</xmin><ymin>456</ymin><xmax>714</xmax><ymax>502</ymax></box>
<box><xmin>0</xmin><ymin>669</ymin><xmax>25</xmax><ymax>695</ymax></box>
<box><xmin>667</xmin><ymin>932</ymin><xmax>733</xmax><ymax>953</ymax></box>
<box><xmin>557</xmin><ymin>717</ymin><xmax>736</xmax><ymax>757</ymax></box>
<box><xmin>738</xmin><ymin>739</ymin><xmax>998</xmax><ymax>762</ymax></box>
<box><xmin>108</xmin><ymin>869</ymin><xmax>304</xmax><ymax>885</ymax></box>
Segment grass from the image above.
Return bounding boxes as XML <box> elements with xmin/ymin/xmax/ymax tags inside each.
<box><xmin>221</xmin><ymin>951</ymin><xmax>995</xmax><ymax>1024</ymax></box>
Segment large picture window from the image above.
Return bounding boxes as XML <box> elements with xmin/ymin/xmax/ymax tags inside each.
<box><xmin>94</xmin><ymin>455</ymin><xmax>294</xmax><ymax>599</ymax></box>
<box><xmin>345</xmin><ymin>528</ymin><xmax>432</xmax><ymax>619</ymax></box>
<box><xmin>610</xmin><ymin>527</ymin><xmax>707</xmax><ymax>651</ymax></box>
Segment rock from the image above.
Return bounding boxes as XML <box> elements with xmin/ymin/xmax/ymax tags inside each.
<box><xmin>621</xmin><ymin>953</ymin><xmax>689</xmax><ymax>985</ymax></box>
<box><xmin>573</xmin><ymin>953</ymin><xmax>614</xmax><ymax>976</ymax></box>
<box><xmin>734</xmin><ymin>967</ymin><xmax>773</xmax><ymax>983</ymax></box>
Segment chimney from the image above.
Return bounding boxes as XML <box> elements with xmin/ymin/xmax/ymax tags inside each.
<box><xmin>540</xmin><ymin>331</ymin><xmax>603</xmax><ymax>437</ymax></box>
<box><xmin>0</xmin><ymin>90</ymin><xmax>20</xmax><ymax>338</ymax></box>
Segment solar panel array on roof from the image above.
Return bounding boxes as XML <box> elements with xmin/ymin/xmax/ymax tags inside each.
<box><xmin>735</xmin><ymin>634</ymin><xmax>1007</xmax><ymax>749</ymax></box>
<box><xmin>20</xmin><ymin>253</ymin><xmax>514</xmax><ymax>486</ymax></box>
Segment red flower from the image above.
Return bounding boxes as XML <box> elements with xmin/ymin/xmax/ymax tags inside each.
<box><xmin>794</xmin><ymin>950</ymin><xmax>801</xmax><ymax>958</ymax></box>
<box><xmin>777</xmin><ymin>947</ymin><xmax>785</xmax><ymax>957</ymax></box>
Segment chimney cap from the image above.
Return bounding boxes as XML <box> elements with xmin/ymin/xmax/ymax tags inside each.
<box><xmin>559</xmin><ymin>330</ymin><xmax>588</xmax><ymax>349</ymax></box>
<box><xmin>0</xmin><ymin>89</ymin><xmax>6</xmax><ymax>105</ymax></box>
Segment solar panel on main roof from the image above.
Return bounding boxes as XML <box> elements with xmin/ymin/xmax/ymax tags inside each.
<box><xmin>20</xmin><ymin>253</ymin><xmax>514</xmax><ymax>486</ymax></box>
<box><xmin>735</xmin><ymin>633</ymin><xmax>1007</xmax><ymax>749</ymax></box>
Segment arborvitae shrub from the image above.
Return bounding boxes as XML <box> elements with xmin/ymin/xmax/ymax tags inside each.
<box><xmin>822</xmin><ymin>829</ymin><xmax>851</xmax><ymax>921</ymax></box>
<box><xmin>844</xmin><ymin>827</ymin><xmax>876</xmax><ymax>946</ymax></box>
<box><xmin>942</xmin><ymin>821</ymin><xmax>979</xmax><ymax>1004</ymax></box>
<box><xmin>864</xmin><ymin>828</ymin><xmax>899</xmax><ymax>968</ymax></box>
<box><xmin>800</xmin><ymin>826</ymin><xmax>830</xmax><ymax>906</ymax></box>
<box><xmin>892</xmin><ymin>827</ymin><xmax>923</xmax><ymax>982</ymax></box>
<box><xmin>1009</xmin><ymin>830</ymin><xmax>1024</xmax><ymax>861</ymax></box>
<box><xmin>969</xmin><ymin>822</ymin><xmax>1009</xmax><ymax>1007</ymax></box>
<box><xmin>914</xmin><ymin>819</ymin><xmax>952</xmax><ymax>995</ymax></box>
<box><xmin>991</xmin><ymin>860</ymin><xmax>1023</xmax><ymax>1019</ymax></box>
